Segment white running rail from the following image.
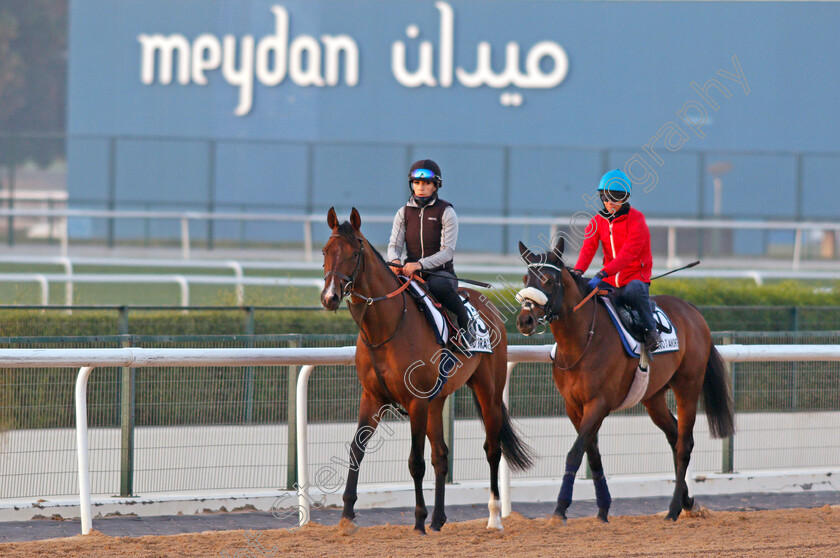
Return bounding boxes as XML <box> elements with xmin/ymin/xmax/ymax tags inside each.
<box><xmin>0</xmin><ymin>344</ymin><xmax>839</xmax><ymax>534</ymax></box>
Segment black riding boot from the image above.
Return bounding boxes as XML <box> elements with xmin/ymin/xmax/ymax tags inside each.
<box><xmin>426</xmin><ymin>272</ymin><xmax>474</xmax><ymax>347</ymax></box>
<box><xmin>618</xmin><ymin>280</ymin><xmax>660</xmax><ymax>354</ymax></box>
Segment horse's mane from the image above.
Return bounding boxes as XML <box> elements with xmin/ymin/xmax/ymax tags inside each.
<box><xmin>572</xmin><ymin>270</ymin><xmax>593</xmax><ymax>296</ymax></box>
<box><xmin>532</xmin><ymin>248</ymin><xmax>591</xmax><ymax>296</ymax></box>
<box><xmin>336</xmin><ymin>221</ymin><xmax>393</xmax><ymax>274</ymax></box>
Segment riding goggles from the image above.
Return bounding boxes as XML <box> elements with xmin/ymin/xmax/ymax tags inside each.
<box><xmin>410</xmin><ymin>168</ymin><xmax>438</xmax><ymax>181</ymax></box>
<box><xmin>600</xmin><ymin>191</ymin><xmax>629</xmax><ymax>203</ymax></box>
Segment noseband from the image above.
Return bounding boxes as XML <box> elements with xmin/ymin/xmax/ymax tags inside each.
<box><xmin>325</xmin><ymin>234</ymin><xmax>366</xmax><ymax>301</ymax></box>
<box><xmin>517</xmin><ymin>261</ymin><xmax>600</xmax><ymax>370</ymax></box>
<box><xmin>518</xmin><ymin>262</ymin><xmax>565</xmax><ymax>323</ymax></box>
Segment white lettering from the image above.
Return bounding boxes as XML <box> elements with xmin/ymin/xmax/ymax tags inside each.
<box><xmin>221</xmin><ymin>35</ymin><xmax>255</xmax><ymax>116</ymax></box>
<box><xmin>391</xmin><ymin>25</ymin><xmax>437</xmax><ymax>87</ymax></box>
<box><xmin>401</xmin><ymin>2</ymin><xmax>569</xmax><ymax>93</ymax></box>
<box><xmin>520</xmin><ymin>41</ymin><xmax>569</xmax><ymax>88</ymax></box>
<box><xmin>321</xmin><ymin>35</ymin><xmax>359</xmax><ymax>86</ymax></box>
<box><xmin>191</xmin><ymin>34</ymin><xmax>221</xmax><ymax>85</ymax></box>
<box><xmin>255</xmin><ymin>5</ymin><xmax>289</xmax><ymax>86</ymax></box>
<box><xmin>138</xmin><ymin>4</ymin><xmax>359</xmax><ymax>116</ymax></box>
<box><xmin>289</xmin><ymin>36</ymin><xmax>325</xmax><ymax>87</ymax></box>
<box><xmin>138</xmin><ymin>34</ymin><xmax>191</xmax><ymax>85</ymax></box>
<box><xmin>138</xmin><ymin>2</ymin><xmax>569</xmax><ymax>114</ymax></box>
<box><xmin>436</xmin><ymin>1</ymin><xmax>454</xmax><ymax>87</ymax></box>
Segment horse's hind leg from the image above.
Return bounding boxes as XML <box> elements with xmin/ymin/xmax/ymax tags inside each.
<box><xmin>407</xmin><ymin>399</ymin><xmax>430</xmax><ymax>534</ymax></box>
<box><xmin>643</xmin><ymin>387</ymin><xmax>696</xmax><ymax>520</ymax></box>
<box><xmin>668</xmin><ymin>389</ymin><xmax>699</xmax><ymax>520</ymax></box>
<box><xmin>426</xmin><ymin>398</ymin><xmax>449</xmax><ymax>531</ymax></box>
<box><xmin>340</xmin><ymin>390</ymin><xmax>386</xmax><ymax>534</ymax></box>
<box><xmin>467</xmin><ymin>378</ymin><xmax>504</xmax><ymax>531</ymax></box>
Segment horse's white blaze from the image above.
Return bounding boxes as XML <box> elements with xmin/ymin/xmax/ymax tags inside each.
<box><xmin>516</xmin><ymin>287</ymin><xmax>547</xmax><ymax>306</ymax></box>
<box><xmin>486</xmin><ymin>496</ymin><xmax>503</xmax><ymax>531</ymax></box>
<box><xmin>323</xmin><ymin>279</ymin><xmax>339</xmax><ymax>301</ymax></box>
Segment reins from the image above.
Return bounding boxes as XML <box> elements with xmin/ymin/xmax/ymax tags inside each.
<box><xmin>325</xmin><ymin>233</ymin><xmax>412</xmax><ymax>349</ymax></box>
<box><xmin>552</xmin><ymin>296</ymin><xmax>598</xmax><ymax>371</ymax></box>
<box><xmin>522</xmin><ymin>262</ymin><xmax>607</xmax><ymax>371</ymax></box>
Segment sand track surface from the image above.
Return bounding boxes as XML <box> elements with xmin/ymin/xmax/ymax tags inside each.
<box><xmin>1</xmin><ymin>506</ymin><xmax>838</xmax><ymax>558</ymax></box>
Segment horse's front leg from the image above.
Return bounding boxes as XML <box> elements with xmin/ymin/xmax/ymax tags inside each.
<box><xmin>554</xmin><ymin>399</ymin><xmax>609</xmax><ymax>524</ymax></box>
<box><xmin>585</xmin><ymin>434</ymin><xmax>611</xmax><ymax>523</ymax></box>
<box><xmin>426</xmin><ymin>398</ymin><xmax>449</xmax><ymax>531</ymax></box>
<box><xmin>339</xmin><ymin>390</ymin><xmax>384</xmax><ymax>535</ymax></box>
<box><xmin>407</xmin><ymin>399</ymin><xmax>430</xmax><ymax>534</ymax></box>
<box><xmin>564</xmin><ymin>404</ymin><xmax>611</xmax><ymax>523</ymax></box>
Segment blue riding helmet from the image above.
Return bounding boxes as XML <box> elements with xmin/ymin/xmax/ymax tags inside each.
<box><xmin>597</xmin><ymin>169</ymin><xmax>632</xmax><ymax>197</ymax></box>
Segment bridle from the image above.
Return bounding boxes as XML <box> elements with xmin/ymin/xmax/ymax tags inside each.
<box><xmin>325</xmin><ymin>234</ymin><xmax>366</xmax><ymax>301</ymax></box>
<box><xmin>519</xmin><ymin>262</ymin><xmax>599</xmax><ymax>371</ymax></box>
<box><xmin>324</xmin><ymin>233</ymin><xmax>412</xmax><ymax>349</ymax></box>
<box><xmin>521</xmin><ymin>262</ymin><xmax>567</xmax><ymax>323</ymax></box>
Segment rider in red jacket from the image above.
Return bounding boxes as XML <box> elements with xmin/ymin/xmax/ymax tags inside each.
<box><xmin>573</xmin><ymin>169</ymin><xmax>660</xmax><ymax>353</ymax></box>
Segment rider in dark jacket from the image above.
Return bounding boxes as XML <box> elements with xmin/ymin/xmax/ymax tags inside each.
<box><xmin>388</xmin><ymin>159</ymin><xmax>473</xmax><ymax>346</ymax></box>
<box><xmin>573</xmin><ymin>169</ymin><xmax>661</xmax><ymax>353</ymax></box>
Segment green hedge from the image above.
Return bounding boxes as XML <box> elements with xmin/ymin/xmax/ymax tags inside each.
<box><xmin>650</xmin><ymin>278</ymin><xmax>840</xmax><ymax>306</ymax></box>
<box><xmin>1</xmin><ymin>277</ymin><xmax>839</xmax><ymax>338</ymax></box>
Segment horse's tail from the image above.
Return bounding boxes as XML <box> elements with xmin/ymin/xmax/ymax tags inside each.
<box><xmin>499</xmin><ymin>403</ymin><xmax>536</xmax><ymax>471</ymax></box>
<box><xmin>472</xmin><ymin>392</ymin><xmax>535</xmax><ymax>472</ymax></box>
<box><xmin>703</xmin><ymin>345</ymin><xmax>736</xmax><ymax>439</ymax></box>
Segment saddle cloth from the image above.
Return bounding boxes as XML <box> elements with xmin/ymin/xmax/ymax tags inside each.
<box><xmin>405</xmin><ymin>279</ymin><xmax>493</xmax><ymax>354</ymax></box>
<box><xmin>601</xmin><ymin>296</ymin><xmax>679</xmax><ymax>358</ymax></box>
<box><xmin>548</xmin><ymin>296</ymin><xmax>679</xmax><ymax>411</ymax></box>
<box><xmin>549</xmin><ymin>296</ymin><xmax>678</xmax><ymax>362</ymax></box>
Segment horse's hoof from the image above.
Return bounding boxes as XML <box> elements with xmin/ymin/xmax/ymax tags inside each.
<box><xmin>549</xmin><ymin>513</ymin><xmax>567</xmax><ymax>526</ymax></box>
<box><xmin>664</xmin><ymin>512</ymin><xmax>679</xmax><ymax>522</ymax></box>
<box><xmin>430</xmin><ymin>517</ymin><xmax>446</xmax><ymax>531</ymax></box>
<box><xmin>414</xmin><ymin>526</ymin><xmax>427</xmax><ymax>535</ymax></box>
<box><xmin>597</xmin><ymin>508</ymin><xmax>609</xmax><ymax>523</ymax></box>
<box><xmin>683</xmin><ymin>497</ymin><xmax>697</xmax><ymax>512</ymax></box>
<box><xmin>338</xmin><ymin>517</ymin><xmax>358</xmax><ymax>536</ymax></box>
<box><xmin>485</xmin><ymin>520</ymin><xmax>503</xmax><ymax>532</ymax></box>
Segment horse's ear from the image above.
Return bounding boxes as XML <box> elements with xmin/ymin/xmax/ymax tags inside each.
<box><xmin>350</xmin><ymin>207</ymin><xmax>361</xmax><ymax>231</ymax></box>
<box><xmin>518</xmin><ymin>241</ymin><xmax>531</xmax><ymax>260</ymax></box>
<box><xmin>327</xmin><ymin>207</ymin><xmax>338</xmax><ymax>229</ymax></box>
<box><xmin>549</xmin><ymin>236</ymin><xmax>565</xmax><ymax>263</ymax></box>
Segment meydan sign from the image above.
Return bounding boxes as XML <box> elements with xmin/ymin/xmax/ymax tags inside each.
<box><xmin>138</xmin><ymin>2</ymin><xmax>570</xmax><ymax>115</ymax></box>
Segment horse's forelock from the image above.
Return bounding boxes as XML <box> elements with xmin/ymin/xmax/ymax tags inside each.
<box><xmin>335</xmin><ymin>221</ymin><xmax>357</xmax><ymax>242</ymax></box>
<box><xmin>333</xmin><ymin>222</ymin><xmax>390</xmax><ymax>268</ymax></box>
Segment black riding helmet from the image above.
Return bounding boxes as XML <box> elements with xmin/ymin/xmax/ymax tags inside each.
<box><xmin>408</xmin><ymin>159</ymin><xmax>443</xmax><ymax>189</ymax></box>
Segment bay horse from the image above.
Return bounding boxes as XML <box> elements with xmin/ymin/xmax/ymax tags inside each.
<box><xmin>320</xmin><ymin>207</ymin><xmax>533</xmax><ymax>534</ymax></box>
<box><xmin>515</xmin><ymin>237</ymin><xmax>734</xmax><ymax>523</ymax></box>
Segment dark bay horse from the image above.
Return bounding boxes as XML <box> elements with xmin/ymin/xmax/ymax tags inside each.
<box><xmin>321</xmin><ymin>207</ymin><xmax>533</xmax><ymax>534</ymax></box>
<box><xmin>515</xmin><ymin>238</ymin><xmax>734</xmax><ymax>523</ymax></box>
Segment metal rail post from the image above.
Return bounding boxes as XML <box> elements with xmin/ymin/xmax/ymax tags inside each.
<box><xmin>296</xmin><ymin>364</ymin><xmax>315</xmax><ymax>526</ymax></box>
<box><xmin>500</xmin><ymin>361</ymin><xmax>515</xmax><ymax>517</ymax></box>
<box><xmin>76</xmin><ymin>366</ymin><xmax>96</xmax><ymax>535</ymax></box>
<box><xmin>721</xmin><ymin>335</ymin><xmax>735</xmax><ymax>474</ymax></box>
<box><xmin>119</xmin><ymin>308</ymin><xmax>134</xmax><ymax>497</ymax></box>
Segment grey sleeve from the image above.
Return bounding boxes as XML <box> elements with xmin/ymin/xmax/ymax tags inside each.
<box><xmin>387</xmin><ymin>207</ymin><xmax>406</xmax><ymax>262</ymax></box>
<box><xmin>419</xmin><ymin>206</ymin><xmax>458</xmax><ymax>269</ymax></box>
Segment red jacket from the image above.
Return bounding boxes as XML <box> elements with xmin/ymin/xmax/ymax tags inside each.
<box><xmin>574</xmin><ymin>206</ymin><xmax>652</xmax><ymax>288</ymax></box>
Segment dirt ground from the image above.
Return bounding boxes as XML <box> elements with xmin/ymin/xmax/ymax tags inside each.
<box><xmin>1</xmin><ymin>506</ymin><xmax>838</xmax><ymax>558</ymax></box>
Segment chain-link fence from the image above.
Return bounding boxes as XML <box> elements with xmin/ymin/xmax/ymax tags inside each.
<box><xmin>1</xmin><ymin>327</ymin><xmax>839</xmax><ymax>500</ymax></box>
